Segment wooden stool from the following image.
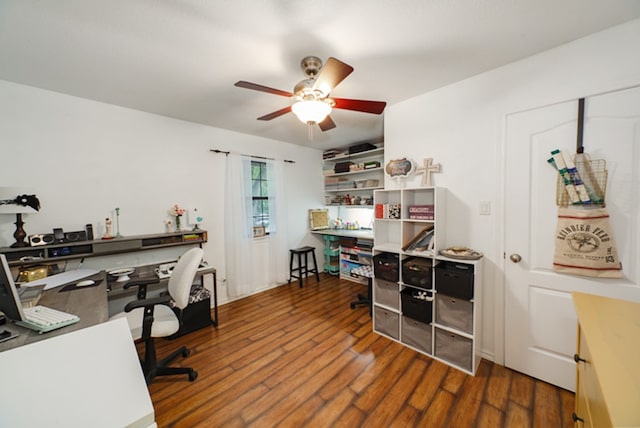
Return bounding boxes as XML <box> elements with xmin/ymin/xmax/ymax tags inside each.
<box><xmin>288</xmin><ymin>246</ymin><xmax>320</xmax><ymax>288</ymax></box>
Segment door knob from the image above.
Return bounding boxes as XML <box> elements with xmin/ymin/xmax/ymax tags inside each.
<box><xmin>509</xmin><ymin>254</ymin><xmax>522</xmax><ymax>263</ymax></box>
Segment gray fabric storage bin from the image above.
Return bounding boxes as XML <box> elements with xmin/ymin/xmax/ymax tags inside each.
<box><xmin>434</xmin><ymin>328</ymin><xmax>473</xmax><ymax>372</ymax></box>
<box><xmin>374</xmin><ymin>279</ymin><xmax>399</xmax><ymax>310</ymax></box>
<box><xmin>401</xmin><ymin>316</ymin><xmax>432</xmax><ymax>354</ymax></box>
<box><xmin>435</xmin><ymin>294</ymin><xmax>473</xmax><ymax>335</ymax></box>
<box><xmin>374</xmin><ymin>305</ymin><xmax>399</xmax><ymax>340</ymax></box>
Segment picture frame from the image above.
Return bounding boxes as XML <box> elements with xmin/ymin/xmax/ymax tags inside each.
<box><xmin>253</xmin><ymin>226</ymin><xmax>266</xmax><ymax>238</ymax></box>
<box><xmin>309</xmin><ymin>209</ymin><xmax>329</xmax><ymax>230</ymax></box>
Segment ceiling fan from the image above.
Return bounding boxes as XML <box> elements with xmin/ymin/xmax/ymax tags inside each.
<box><xmin>234</xmin><ymin>56</ymin><xmax>386</xmax><ymax>134</ymax></box>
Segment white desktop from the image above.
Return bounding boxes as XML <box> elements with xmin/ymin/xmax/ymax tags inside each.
<box><xmin>0</xmin><ymin>318</ymin><xmax>156</xmax><ymax>427</ymax></box>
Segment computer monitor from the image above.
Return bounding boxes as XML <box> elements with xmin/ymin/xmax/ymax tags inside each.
<box><xmin>0</xmin><ymin>254</ymin><xmax>26</xmax><ymax>321</ymax></box>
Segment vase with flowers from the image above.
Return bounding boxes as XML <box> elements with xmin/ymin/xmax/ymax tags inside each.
<box><xmin>170</xmin><ymin>204</ymin><xmax>186</xmax><ymax>231</ymax></box>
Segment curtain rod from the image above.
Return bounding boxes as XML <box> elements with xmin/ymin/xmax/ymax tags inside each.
<box><xmin>210</xmin><ymin>149</ymin><xmax>295</xmax><ymax>163</ymax></box>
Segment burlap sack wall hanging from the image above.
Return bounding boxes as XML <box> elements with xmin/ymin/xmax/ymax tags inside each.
<box><xmin>553</xmin><ymin>207</ymin><xmax>623</xmax><ymax>278</ymax></box>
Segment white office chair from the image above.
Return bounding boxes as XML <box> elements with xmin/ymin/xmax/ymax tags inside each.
<box><xmin>111</xmin><ymin>247</ymin><xmax>203</xmax><ymax>384</ymax></box>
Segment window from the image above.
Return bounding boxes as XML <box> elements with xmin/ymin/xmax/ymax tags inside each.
<box><xmin>251</xmin><ymin>160</ymin><xmax>270</xmax><ymax>233</ymax></box>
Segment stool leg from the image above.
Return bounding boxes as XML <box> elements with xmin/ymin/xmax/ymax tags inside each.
<box><xmin>311</xmin><ymin>250</ymin><xmax>320</xmax><ymax>282</ymax></box>
<box><xmin>288</xmin><ymin>251</ymin><xmax>294</xmax><ymax>284</ymax></box>
<box><xmin>298</xmin><ymin>252</ymin><xmax>303</xmax><ymax>287</ymax></box>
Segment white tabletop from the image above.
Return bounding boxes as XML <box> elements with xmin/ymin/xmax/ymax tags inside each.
<box><xmin>0</xmin><ymin>318</ymin><xmax>156</xmax><ymax>428</ymax></box>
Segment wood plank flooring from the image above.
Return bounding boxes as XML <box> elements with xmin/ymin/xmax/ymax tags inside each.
<box><xmin>147</xmin><ymin>273</ymin><xmax>575</xmax><ymax>427</ymax></box>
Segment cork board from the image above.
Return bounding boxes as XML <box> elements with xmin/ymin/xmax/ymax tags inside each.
<box><xmin>309</xmin><ymin>209</ymin><xmax>329</xmax><ymax>230</ymax></box>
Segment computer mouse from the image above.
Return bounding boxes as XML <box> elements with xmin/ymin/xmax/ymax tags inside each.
<box><xmin>76</xmin><ymin>279</ymin><xmax>95</xmax><ymax>287</ymax></box>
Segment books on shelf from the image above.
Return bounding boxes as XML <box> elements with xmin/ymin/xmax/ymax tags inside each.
<box><xmin>402</xmin><ymin>225</ymin><xmax>435</xmax><ymax>252</ymax></box>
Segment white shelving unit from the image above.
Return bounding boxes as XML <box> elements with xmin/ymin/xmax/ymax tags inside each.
<box><xmin>323</xmin><ymin>147</ymin><xmax>384</xmax><ymax>208</ymax></box>
<box><xmin>371</xmin><ymin>187</ymin><xmax>483</xmax><ymax>375</ymax></box>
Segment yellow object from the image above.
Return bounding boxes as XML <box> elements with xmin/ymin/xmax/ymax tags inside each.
<box><xmin>572</xmin><ymin>292</ymin><xmax>640</xmax><ymax>427</ymax></box>
<box><xmin>17</xmin><ymin>266</ymin><xmax>49</xmax><ymax>282</ymax></box>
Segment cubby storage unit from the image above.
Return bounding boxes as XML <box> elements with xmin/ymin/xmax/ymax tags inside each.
<box><xmin>372</xmin><ymin>187</ymin><xmax>483</xmax><ymax>375</ymax></box>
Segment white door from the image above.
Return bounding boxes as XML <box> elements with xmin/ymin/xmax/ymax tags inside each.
<box><xmin>504</xmin><ymin>86</ymin><xmax>640</xmax><ymax>391</ymax></box>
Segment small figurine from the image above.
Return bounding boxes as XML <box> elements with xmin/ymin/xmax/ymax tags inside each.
<box><xmin>345</xmin><ymin>194</ymin><xmax>351</xmax><ymax>205</ymax></box>
<box><xmin>102</xmin><ymin>217</ymin><xmax>114</xmax><ymax>240</ymax></box>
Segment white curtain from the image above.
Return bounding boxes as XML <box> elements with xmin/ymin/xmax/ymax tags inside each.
<box><xmin>224</xmin><ymin>155</ymin><xmax>289</xmax><ymax>298</ymax></box>
<box><xmin>264</xmin><ymin>159</ymin><xmax>289</xmax><ymax>286</ymax></box>
<box><xmin>224</xmin><ymin>154</ymin><xmax>254</xmax><ymax>297</ymax></box>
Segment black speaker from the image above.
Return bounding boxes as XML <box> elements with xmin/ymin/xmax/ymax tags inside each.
<box><xmin>86</xmin><ymin>224</ymin><xmax>94</xmax><ymax>240</ymax></box>
<box><xmin>29</xmin><ymin>234</ymin><xmax>55</xmax><ymax>246</ymax></box>
<box><xmin>64</xmin><ymin>230</ymin><xmax>88</xmax><ymax>242</ymax></box>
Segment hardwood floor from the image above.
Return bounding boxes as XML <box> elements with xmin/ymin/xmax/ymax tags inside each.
<box><xmin>147</xmin><ymin>273</ymin><xmax>575</xmax><ymax>427</ymax></box>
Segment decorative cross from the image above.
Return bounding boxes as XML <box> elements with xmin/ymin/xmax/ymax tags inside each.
<box><xmin>415</xmin><ymin>158</ymin><xmax>441</xmax><ymax>187</ymax></box>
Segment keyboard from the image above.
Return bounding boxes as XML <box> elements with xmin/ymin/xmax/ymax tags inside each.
<box><xmin>16</xmin><ymin>306</ymin><xmax>80</xmax><ymax>334</ymax></box>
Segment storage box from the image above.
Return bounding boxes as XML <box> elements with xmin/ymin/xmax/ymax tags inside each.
<box><xmin>402</xmin><ymin>257</ymin><xmax>433</xmax><ymax>289</ymax></box>
<box><xmin>375</xmin><ymin>203</ymin><xmax>400</xmax><ymax>219</ymax></box>
<box><xmin>374</xmin><ymin>279</ymin><xmax>399</xmax><ymax>310</ymax></box>
<box><xmin>374</xmin><ymin>306</ymin><xmax>399</xmax><ymax>340</ymax></box>
<box><xmin>334</xmin><ymin>161</ymin><xmax>353</xmax><ymax>173</ymax></box>
<box><xmin>349</xmin><ymin>142</ymin><xmax>376</xmax><ymax>154</ymax></box>
<box><xmin>435</xmin><ymin>261</ymin><xmax>474</xmax><ymax>300</ymax></box>
<box><xmin>373</xmin><ymin>252</ymin><xmax>399</xmax><ymax>282</ymax></box>
<box><xmin>170</xmin><ymin>285</ymin><xmax>212</xmax><ymax>338</ymax></box>
<box><xmin>364</xmin><ymin>161</ymin><xmax>381</xmax><ymax>169</ymax></box>
<box><xmin>408</xmin><ymin>205</ymin><xmax>435</xmax><ymax>220</ymax></box>
<box><xmin>435</xmin><ymin>294</ymin><xmax>474</xmax><ymax>334</ymax></box>
<box><xmin>401</xmin><ymin>316</ymin><xmax>432</xmax><ymax>354</ymax></box>
<box><xmin>401</xmin><ymin>287</ymin><xmax>433</xmax><ymax>324</ymax></box>
<box><xmin>435</xmin><ymin>328</ymin><xmax>473</xmax><ymax>372</ymax></box>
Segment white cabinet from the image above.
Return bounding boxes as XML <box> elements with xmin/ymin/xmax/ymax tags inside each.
<box><xmin>372</xmin><ymin>187</ymin><xmax>483</xmax><ymax>375</ymax></box>
<box><xmin>323</xmin><ymin>147</ymin><xmax>384</xmax><ymax>207</ymax></box>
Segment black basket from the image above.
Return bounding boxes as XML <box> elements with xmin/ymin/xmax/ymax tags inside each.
<box><xmin>373</xmin><ymin>252</ymin><xmax>399</xmax><ymax>282</ymax></box>
<box><xmin>401</xmin><ymin>287</ymin><xmax>433</xmax><ymax>324</ymax></box>
<box><xmin>435</xmin><ymin>261</ymin><xmax>474</xmax><ymax>300</ymax></box>
<box><xmin>402</xmin><ymin>257</ymin><xmax>433</xmax><ymax>289</ymax></box>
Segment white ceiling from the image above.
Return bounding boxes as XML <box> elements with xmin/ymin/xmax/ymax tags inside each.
<box><xmin>1</xmin><ymin>1</ymin><xmax>640</xmax><ymax>151</ymax></box>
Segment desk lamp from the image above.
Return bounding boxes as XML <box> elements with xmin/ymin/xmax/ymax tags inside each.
<box><xmin>0</xmin><ymin>187</ymin><xmax>41</xmax><ymax>248</ymax></box>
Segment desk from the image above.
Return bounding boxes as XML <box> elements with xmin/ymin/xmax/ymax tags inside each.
<box><xmin>312</xmin><ymin>228</ymin><xmax>374</xmax><ymax>240</ymax></box>
<box><xmin>0</xmin><ymin>270</ymin><xmax>108</xmax><ymax>352</ymax></box>
<box><xmin>0</xmin><ymin>318</ymin><xmax>156</xmax><ymax>427</ymax></box>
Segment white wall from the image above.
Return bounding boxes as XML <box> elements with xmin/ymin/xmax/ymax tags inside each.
<box><xmin>385</xmin><ymin>19</ymin><xmax>640</xmax><ymax>361</ymax></box>
<box><xmin>0</xmin><ymin>80</ymin><xmax>324</xmax><ymax>304</ymax></box>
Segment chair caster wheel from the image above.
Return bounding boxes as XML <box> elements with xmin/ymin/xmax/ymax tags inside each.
<box><xmin>182</xmin><ymin>348</ymin><xmax>191</xmax><ymax>358</ymax></box>
<box><xmin>350</xmin><ymin>303</ymin><xmax>356</xmax><ymax>309</ymax></box>
<box><xmin>189</xmin><ymin>371</ymin><xmax>198</xmax><ymax>381</ymax></box>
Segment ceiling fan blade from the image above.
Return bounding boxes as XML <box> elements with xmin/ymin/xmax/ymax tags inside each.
<box><xmin>257</xmin><ymin>106</ymin><xmax>292</xmax><ymax>121</ymax></box>
<box><xmin>333</xmin><ymin>97</ymin><xmax>387</xmax><ymax>115</ymax></box>
<box><xmin>312</xmin><ymin>57</ymin><xmax>354</xmax><ymax>94</ymax></box>
<box><xmin>234</xmin><ymin>81</ymin><xmax>294</xmax><ymax>98</ymax></box>
<box><xmin>318</xmin><ymin>115</ymin><xmax>336</xmax><ymax>131</ymax></box>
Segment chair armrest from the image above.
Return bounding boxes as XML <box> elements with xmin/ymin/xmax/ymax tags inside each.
<box><xmin>124</xmin><ymin>294</ymin><xmax>172</xmax><ymax>312</ymax></box>
<box><xmin>124</xmin><ymin>278</ymin><xmax>160</xmax><ymax>300</ymax></box>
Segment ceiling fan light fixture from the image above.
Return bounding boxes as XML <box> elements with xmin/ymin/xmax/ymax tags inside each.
<box><xmin>291</xmin><ymin>100</ymin><xmax>331</xmax><ymax>124</ymax></box>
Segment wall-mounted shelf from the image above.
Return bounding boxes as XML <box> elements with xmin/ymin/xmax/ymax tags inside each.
<box><xmin>323</xmin><ymin>146</ymin><xmax>384</xmax><ymax>207</ymax></box>
<box><xmin>0</xmin><ymin>230</ymin><xmax>208</xmax><ymax>267</ymax></box>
